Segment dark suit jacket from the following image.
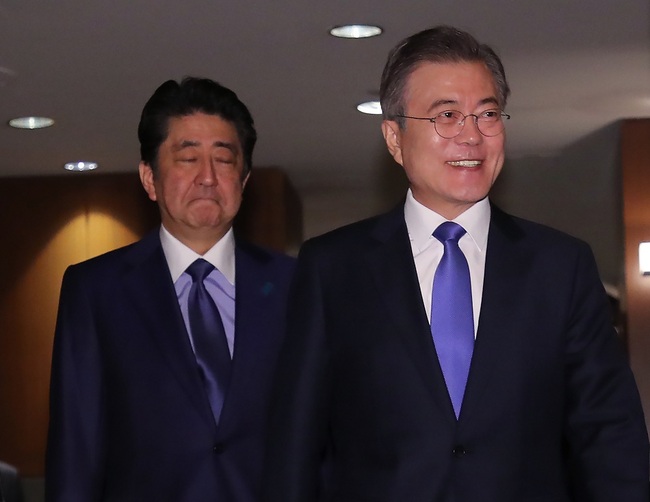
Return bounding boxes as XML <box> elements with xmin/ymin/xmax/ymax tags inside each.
<box><xmin>265</xmin><ymin>204</ymin><xmax>649</xmax><ymax>502</ymax></box>
<box><xmin>46</xmin><ymin>230</ymin><xmax>295</xmax><ymax>502</ymax></box>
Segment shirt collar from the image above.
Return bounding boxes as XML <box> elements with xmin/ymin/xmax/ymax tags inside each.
<box><xmin>404</xmin><ymin>189</ymin><xmax>491</xmax><ymax>253</ymax></box>
<box><xmin>159</xmin><ymin>225</ymin><xmax>236</xmax><ymax>285</ymax></box>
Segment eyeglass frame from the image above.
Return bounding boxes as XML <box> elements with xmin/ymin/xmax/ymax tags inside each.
<box><xmin>395</xmin><ymin>109</ymin><xmax>511</xmax><ymax>139</ymax></box>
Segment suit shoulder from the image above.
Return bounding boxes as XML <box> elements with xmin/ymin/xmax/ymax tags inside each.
<box><xmin>63</xmin><ymin>232</ymin><xmax>159</xmax><ymax>281</ymax></box>
<box><xmin>301</xmin><ymin>212</ymin><xmax>393</xmax><ymax>255</ymax></box>
<box><xmin>236</xmin><ymin>239</ymin><xmax>296</xmax><ymax>270</ymax></box>
<box><xmin>493</xmin><ymin>206</ymin><xmax>590</xmax><ymax>249</ymax></box>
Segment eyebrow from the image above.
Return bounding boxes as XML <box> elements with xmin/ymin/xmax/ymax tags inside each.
<box><xmin>172</xmin><ymin>140</ymin><xmax>239</xmax><ymax>154</ymax></box>
<box><xmin>426</xmin><ymin>97</ymin><xmax>500</xmax><ymax>113</ymax></box>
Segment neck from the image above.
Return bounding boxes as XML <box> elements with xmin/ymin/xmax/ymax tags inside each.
<box><xmin>165</xmin><ymin>226</ymin><xmax>229</xmax><ymax>256</ymax></box>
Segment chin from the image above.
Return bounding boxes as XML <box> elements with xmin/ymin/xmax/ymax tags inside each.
<box><xmin>188</xmin><ymin>211</ymin><xmax>224</xmax><ymax>227</ymax></box>
<box><xmin>454</xmin><ymin>189</ymin><xmax>490</xmax><ymax>206</ymax></box>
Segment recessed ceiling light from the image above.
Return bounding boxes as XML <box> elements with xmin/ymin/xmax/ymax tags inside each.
<box><xmin>357</xmin><ymin>100</ymin><xmax>382</xmax><ymax>115</ymax></box>
<box><xmin>8</xmin><ymin>116</ymin><xmax>54</xmax><ymax>129</ymax></box>
<box><xmin>329</xmin><ymin>24</ymin><xmax>383</xmax><ymax>39</ymax></box>
<box><xmin>64</xmin><ymin>161</ymin><xmax>98</xmax><ymax>172</ymax></box>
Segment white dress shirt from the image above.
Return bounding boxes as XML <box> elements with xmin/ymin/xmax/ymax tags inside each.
<box><xmin>159</xmin><ymin>225</ymin><xmax>237</xmax><ymax>355</ymax></box>
<box><xmin>403</xmin><ymin>190</ymin><xmax>491</xmax><ymax>336</ymax></box>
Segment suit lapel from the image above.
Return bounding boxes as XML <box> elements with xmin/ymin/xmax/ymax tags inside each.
<box><xmin>216</xmin><ymin>244</ymin><xmax>281</xmax><ymax>432</ymax></box>
<box><xmin>120</xmin><ymin>231</ymin><xmax>215</xmax><ymax>425</ymax></box>
<box><xmin>460</xmin><ymin>206</ymin><xmax>532</xmax><ymax>421</ymax></box>
<box><xmin>367</xmin><ymin>207</ymin><xmax>456</xmax><ymax>421</ymax></box>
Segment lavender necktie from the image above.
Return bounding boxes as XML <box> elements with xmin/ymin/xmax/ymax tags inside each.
<box><xmin>187</xmin><ymin>259</ymin><xmax>232</xmax><ymax>424</ymax></box>
<box><xmin>430</xmin><ymin>222</ymin><xmax>474</xmax><ymax>418</ymax></box>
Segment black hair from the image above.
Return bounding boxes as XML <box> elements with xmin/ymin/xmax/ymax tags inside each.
<box><xmin>380</xmin><ymin>26</ymin><xmax>510</xmax><ymax>128</ymax></box>
<box><xmin>138</xmin><ymin>76</ymin><xmax>257</xmax><ymax>176</ymax></box>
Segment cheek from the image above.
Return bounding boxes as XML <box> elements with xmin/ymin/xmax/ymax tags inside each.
<box><xmin>488</xmin><ymin>140</ymin><xmax>506</xmax><ymax>171</ymax></box>
<box><xmin>157</xmin><ymin>176</ymin><xmax>189</xmax><ymax>207</ymax></box>
<box><xmin>488</xmin><ymin>134</ymin><xmax>505</xmax><ymax>155</ymax></box>
<box><xmin>419</xmin><ymin>133</ymin><xmax>447</xmax><ymax>158</ymax></box>
<box><xmin>402</xmin><ymin>133</ymin><xmax>444</xmax><ymax>164</ymax></box>
<box><xmin>218</xmin><ymin>179</ymin><xmax>245</xmax><ymax>206</ymax></box>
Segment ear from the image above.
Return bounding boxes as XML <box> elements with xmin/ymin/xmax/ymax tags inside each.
<box><xmin>381</xmin><ymin>120</ymin><xmax>404</xmax><ymax>166</ymax></box>
<box><xmin>241</xmin><ymin>171</ymin><xmax>251</xmax><ymax>190</ymax></box>
<box><xmin>139</xmin><ymin>162</ymin><xmax>157</xmax><ymax>202</ymax></box>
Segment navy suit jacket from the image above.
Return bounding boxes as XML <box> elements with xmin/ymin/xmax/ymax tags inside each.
<box><xmin>265</xmin><ymin>204</ymin><xmax>649</xmax><ymax>502</ymax></box>
<box><xmin>46</xmin><ymin>230</ymin><xmax>295</xmax><ymax>502</ymax></box>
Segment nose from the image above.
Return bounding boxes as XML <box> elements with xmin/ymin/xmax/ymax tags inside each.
<box><xmin>455</xmin><ymin>114</ymin><xmax>482</xmax><ymax>145</ymax></box>
<box><xmin>196</xmin><ymin>158</ymin><xmax>216</xmax><ymax>186</ymax></box>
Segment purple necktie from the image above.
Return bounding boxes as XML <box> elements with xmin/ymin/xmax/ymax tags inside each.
<box><xmin>187</xmin><ymin>259</ymin><xmax>232</xmax><ymax>424</ymax></box>
<box><xmin>430</xmin><ymin>222</ymin><xmax>474</xmax><ymax>418</ymax></box>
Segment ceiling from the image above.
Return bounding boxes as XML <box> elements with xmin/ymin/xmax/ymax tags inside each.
<box><xmin>0</xmin><ymin>0</ymin><xmax>648</xmax><ymax>191</ymax></box>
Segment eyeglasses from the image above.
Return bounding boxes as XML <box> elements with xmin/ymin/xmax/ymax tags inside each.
<box><xmin>396</xmin><ymin>109</ymin><xmax>510</xmax><ymax>139</ymax></box>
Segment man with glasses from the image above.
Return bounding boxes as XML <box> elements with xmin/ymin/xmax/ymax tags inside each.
<box><xmin>265</xmin><ymin>26</ymin><xmax>648</xmax><ymax>501</ymax></box>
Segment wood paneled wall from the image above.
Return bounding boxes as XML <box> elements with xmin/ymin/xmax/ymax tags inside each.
<box><xmin>0</xmin><ymin>168</ymin><xmax>300</xmax><ymax>476</ymax></box>
<box><xmin>0</xmin><ymin>174</ymin><xmax>159</xmax><ymax>476</ymax></box>
<box><xmin>622</xmin><ymin>118</ymin><xmax>650</xmax><ymax>431</ymax></box>
<box><xmin>235</xmin><ymin>166</ymin><xmax>303</xmax><ymax>254</ymax></box>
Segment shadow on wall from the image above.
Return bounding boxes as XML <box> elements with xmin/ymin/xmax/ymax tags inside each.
<box><xmin>299</xmin><ymin>140</ymin><xmax>409</xmax><ymax>240</ymax></box>
<box><xmin>491</xmin><ymin>121</ymin><xmax>623</xmax><ymax>285</ymax></box>
<box><xmin>374</xmin><ymin>145</ymin><xmax>410</xmax><ymax>208</ymax></box>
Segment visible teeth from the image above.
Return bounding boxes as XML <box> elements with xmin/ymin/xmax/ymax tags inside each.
<box><xmin>448</xmin><ymin>160</ymin><xmax>481</xmax><ymax>167</ymax></box>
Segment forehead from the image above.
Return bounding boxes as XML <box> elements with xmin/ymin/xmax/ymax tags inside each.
<box><xmin>404</xmin><ymin>61</ymin><xmax>498</xmax><ymax>109</ymax></box>
<box><xmin>165</xmin><ymin>112</ymin><xmax>240</xmax><ymax>148</ymax></box>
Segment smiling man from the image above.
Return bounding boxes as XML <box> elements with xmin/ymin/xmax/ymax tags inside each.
<box><xmin>46</xmin><ymin>77</ymin><xmax>295</xmax><ymax>502</ymax></box>
<box><xmin>265</xmin><ymin>27</ymin><xmax>648</xmax><ymax>501</ymax></box>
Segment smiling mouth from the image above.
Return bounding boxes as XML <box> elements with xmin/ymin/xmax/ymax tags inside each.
<box><xmin>447</xmin><ymin>160</ymin><xmax>482</xmax><ymax>167</ymax></box>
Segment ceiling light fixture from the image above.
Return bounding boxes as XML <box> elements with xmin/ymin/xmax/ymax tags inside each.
<box><xmin>8</xmin><ymin>116</ymin><xmax>54</xmax><ymax>129</ymax></box>
<box><xmin>64</xmin><ymin>161</ymin><xmax>98</xmax><ymax>172</ymax></box>
<box><xmin>357</xmin><ymin>100</ymin><xmax>382</xmax><ymax>115</ymax></box>
<box><xmin>329</xmin><ymin>24</ymin><xmax>382</xmax><ymax>39</ymax></box>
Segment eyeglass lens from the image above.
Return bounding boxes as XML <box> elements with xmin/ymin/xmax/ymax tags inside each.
<box><xmin>435</xmin><ymin>111</ymin><xmax>505</xmax><ymax>139</ymax></box>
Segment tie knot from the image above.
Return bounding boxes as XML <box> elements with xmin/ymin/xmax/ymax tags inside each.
<box><xmin>433</xmin><ymin>221</ymin><xmax>466</xmax><ymax>244</ymax></box>
<box><xmin>186</xmin><ymin>259</ymin><xmax>215</xmax><ymax>282</ymax></box>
